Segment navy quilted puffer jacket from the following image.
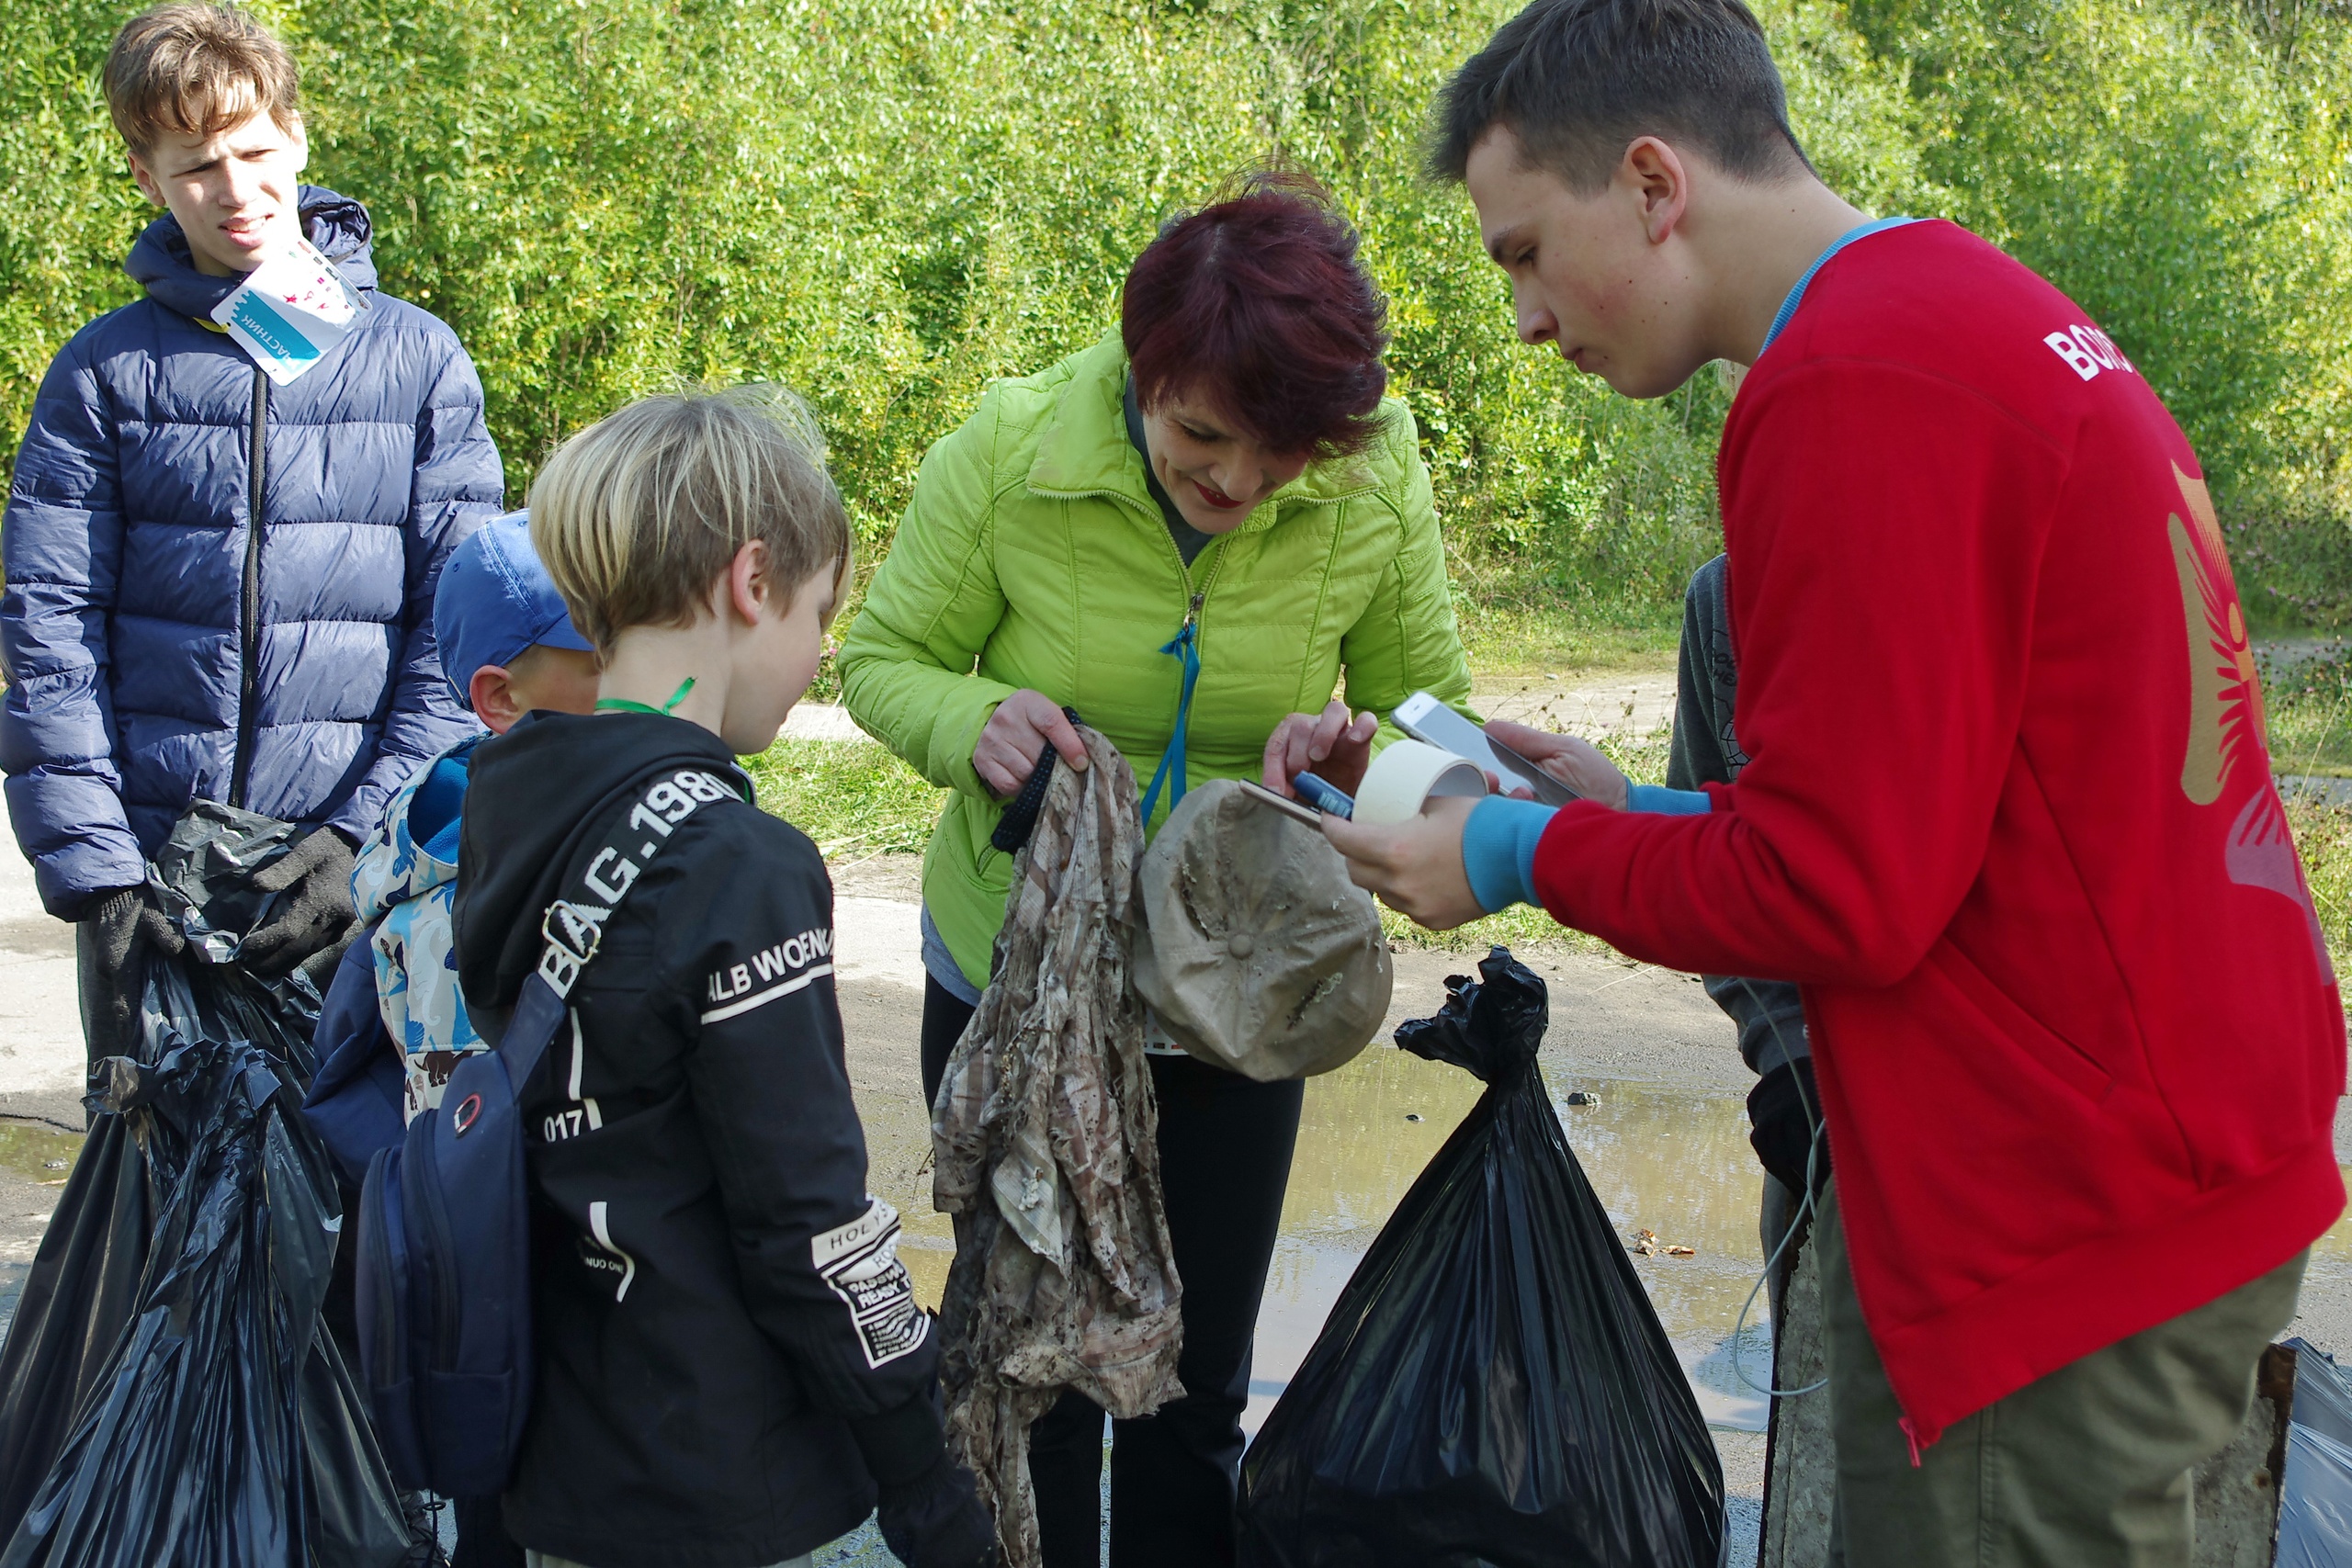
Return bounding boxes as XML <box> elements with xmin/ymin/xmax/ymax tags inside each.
<box><xmin>1</xmin><ymin>187</ymin><xmax>501</xmax><ymax>918</ymax></box>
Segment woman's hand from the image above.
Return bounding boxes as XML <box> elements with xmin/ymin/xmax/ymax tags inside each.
<box><xmin>974</xmin><ymin>690</ymin><xmax>1089</xmax><ymax>798</ymax></box>
<box><xmin>1261</xmin><ymin>702</ymin><xmax>1378</xmax><ymax>796</ymax></box>
<box><xmin>1485</xmin><ymin>719</ymin><xmax>1632</xmax><ymax>810</ymax></box>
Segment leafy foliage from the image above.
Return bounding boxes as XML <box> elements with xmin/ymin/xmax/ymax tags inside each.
<box><xmin>1847</xmin><ymin>0</ymin><xmax>2352</xmax><ymax>626</ymax></box>
<box><xmin>1</xmin><ymin>0</ymin><xmax>2346</xmax><ymax>630</ymax></box>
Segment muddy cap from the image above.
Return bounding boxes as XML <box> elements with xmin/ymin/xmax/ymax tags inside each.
<box><xmin>1131</xmin><ymin>779</ymin><xmax>1394</xmax><ymax>1081</ymax></box>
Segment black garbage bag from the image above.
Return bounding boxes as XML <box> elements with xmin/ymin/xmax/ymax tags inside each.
<box><xmin>0</xmin><ymin>805</ymin><xmax>422</xmax><ymax>1568</ymax></box>
<box><xmin>0</xmin><ymin>1117</ymin><xmax>152</xmax><ymax>1542</ymax></box>
<box><xmin>1238</xmin><ymin>947</ymin><xmax>1725</xmax><ymax>1568</ymax></box>
<box><xmin>2278</xmin><ymin>1338</ymin><xmax>2352</xmax><ymax>1568</ymax></box>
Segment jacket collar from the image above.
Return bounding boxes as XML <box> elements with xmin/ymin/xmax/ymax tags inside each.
<box><xmin>1024</xmin><ymin>332</ymin><xmax>1382</xmax><ymax>534</ymax></box>
<box><xmin>126</xmin><ymin>184</ymin><xmax>379</xmax><ymax>323</ymax></box>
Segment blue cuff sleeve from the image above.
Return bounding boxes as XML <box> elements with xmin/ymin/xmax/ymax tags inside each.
<box><xmin>1461</xmin><ymin>795</ymin><xmax>1557</xmax><ymax>915</ymax></box>
<box><xmin>1627</xmin><ymin>783</ymin><xmax>1713</xmax><ymax>815</ymax></box>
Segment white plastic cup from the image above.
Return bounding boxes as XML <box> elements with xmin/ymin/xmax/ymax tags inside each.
<box><xmin>1353</xmin><ymin>739</ymin><xmax>1490</xmax><ymax>825</ymax></box>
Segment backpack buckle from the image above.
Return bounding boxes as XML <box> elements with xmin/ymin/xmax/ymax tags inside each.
<box><xmin>538</xmin><ymin>900</ymin><xmax>607</xmax><ymax>997</ymax></box>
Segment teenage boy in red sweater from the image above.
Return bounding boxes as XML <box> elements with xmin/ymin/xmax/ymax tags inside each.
<box><xmin>1324</xmin><ymin>0</ymin><xmax>2346</xmax><ymax>1561</ymax></box>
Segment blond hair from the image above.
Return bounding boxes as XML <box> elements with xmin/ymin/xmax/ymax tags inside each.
<box><xmin>528</xmin><ymin>386</ymin><xmax>852</xmax><ymax>654</ymax></box>
<box><xmin>104</xmin><ymin>4</ymin><xmax>301</xmax><ymax>155</ymax></box>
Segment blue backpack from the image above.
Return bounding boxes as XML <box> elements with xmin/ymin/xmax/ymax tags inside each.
<box><xmin>354</xmin><ymin>763</ymin><xmax>741</xmax><ymax>1495</ymax></box>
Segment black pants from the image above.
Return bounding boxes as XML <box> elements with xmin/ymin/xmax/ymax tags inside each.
<box><xmin>922</xmin><ymin>978</ymin><xmax>1303</xmax><ymax>1568</ymax></box>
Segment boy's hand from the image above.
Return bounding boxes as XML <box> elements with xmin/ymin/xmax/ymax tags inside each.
<box><xmin>1748</xmin><ymin>1058</ymin><xmax>1832</xmax><ymax>1198</ymax></box>
<box><xmin>239</xmin><ymin>827</ymin><xmax>359</xmax><ymax>981</ymax></box>
<box><xmin>876</xmin><ymin>1452</ymin><xmax>999</xmax><ymax>1568</ymax></box>
<box><xmin>1262</xmin><ymin>702</ymin><xmax>1377</xmax><ymax>795</ymax></box>
<box><xmin>1486</xmin><ymin>719</ymin><xmax>1631</xmax><ymax>809</ymax></box>
<box><xmin>1319</xmin><ymin>795</ymin><xmax>1487</xmax><ymax>931</ymax></box>
<box><xmin>81</xmin><ymin>885</ymin><xmax>187</xmax><ymax>1061</ymax></box>
<box><xmin>975</xmin><ymin>690</ymin><xmax>1088</xmax><ymax>798</ymax></box>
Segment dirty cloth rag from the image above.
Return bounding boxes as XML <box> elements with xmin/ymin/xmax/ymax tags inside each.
<box><xmin>932</xmin><ymin>726</ymin><xmax>1185</xmax><ymax>1567</ymax></box>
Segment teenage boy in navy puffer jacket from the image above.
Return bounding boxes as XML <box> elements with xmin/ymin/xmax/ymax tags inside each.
<box><xmin>0</xmin><ymin>3</ymin><xmax>501</xmax><ymax>1061</ymax></box>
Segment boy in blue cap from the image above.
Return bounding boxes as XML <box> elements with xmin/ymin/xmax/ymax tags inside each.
<box><xmin>311</xmin><ymin>511</ymin><xmax>597</xmax><ymax>1147</ymax></box>
<box><xmin>306</xmin><ymin>512</ymin><xmax>594</xmax><ymax>1568</ymax></box>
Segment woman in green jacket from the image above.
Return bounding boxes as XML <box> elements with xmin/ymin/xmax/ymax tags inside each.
<box><xmin>838</xmin><ymin>174</ymin><xmax>1473</xmax><ymax>1567</ymax></box>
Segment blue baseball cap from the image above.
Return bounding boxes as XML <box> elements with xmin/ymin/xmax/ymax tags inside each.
<box><xmin>434</xmin><ymin>511</ymin><xmax>594</xmax><ymax>711</ymax></box>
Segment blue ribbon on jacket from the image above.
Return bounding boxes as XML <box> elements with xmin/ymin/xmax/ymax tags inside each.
<box><xmin>1137</xmin><ymin>621</ymin><xmax>1200</xmax><ymax>828</ymax></box>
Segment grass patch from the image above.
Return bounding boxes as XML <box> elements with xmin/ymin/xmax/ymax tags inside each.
<box><xmin>1378</xmin><ymin>901</ymin><xmax>1616</xmax><ymax>960</ymax></box>
<box><xmin>2266</xmin><ymin>649</ymin><xmax>2352</xmax><ymax>779</ymax></box>
<box><xmin>1452</xmin><ymin>597</ymin><xmax>1681</xmax><ymax>682</ymax></box>
<box><xmin>2285</xmin><ymin>795</ymin><xmax>2352</xmax><ymax>978</ymax></box>
<box><xmin>746</xmin><ymin>739</ymin><xmax>944</xmax><ymax>859</ymax></box>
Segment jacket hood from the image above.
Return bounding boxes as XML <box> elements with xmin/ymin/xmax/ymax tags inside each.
<box><xmin>454</xmin><ymin>712</ymin><xmax>749</xmax><ymax>1013</ymax></box>
<box><xmin>126</xmin><ymin>183</ymin><xmax>379</xmax><ymax>322</ymax></box>
<box><xmin>351</xmin><ymin>735</ymin><xmax>481</xmax><ymax>926</ymax></box>
<box><xmin>1023</xmin><ymin>333</ymin><xmax>1387</xmax><ymax>530</ymax></box>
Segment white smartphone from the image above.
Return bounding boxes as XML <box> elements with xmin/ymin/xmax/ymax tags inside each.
<box><xmin>1391</xmin><ymin>692</ymin><xmax>1579</xmax><ymax>806</ymax></box>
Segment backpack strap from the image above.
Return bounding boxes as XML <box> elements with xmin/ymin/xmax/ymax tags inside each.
<box><xmin>494</xmin><ymin>761</ymin><xmax>755</xmax><ymax>1091</ymax></box>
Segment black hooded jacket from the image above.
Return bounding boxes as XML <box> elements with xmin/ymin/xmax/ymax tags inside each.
<box><xmin>454</xmin><ymin>711</ymin><xmax>942</xmax><ymax>1567</ymax></box>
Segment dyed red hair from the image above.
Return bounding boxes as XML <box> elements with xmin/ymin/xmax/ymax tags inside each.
<box><xmin>1121</xmin><ymin>172</ymin><xmax>1390</xmax><ymax>459</ymax></box>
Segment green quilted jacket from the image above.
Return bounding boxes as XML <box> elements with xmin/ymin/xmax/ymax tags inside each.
<box><xmin>838</xmin><ymin>331</ymin><xmax>1474</xmax><ymax>989</ymax></box>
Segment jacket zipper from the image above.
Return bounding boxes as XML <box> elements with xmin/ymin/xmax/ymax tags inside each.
<box><xmin>231</xmin><ymin>364</ymin><xmax>268</xmax><ymax>810</ymax></box>
<box><xmin>1173</xmin><ymin>533</ymin><xmax>1230</xmax><ymax>638</ymax></box>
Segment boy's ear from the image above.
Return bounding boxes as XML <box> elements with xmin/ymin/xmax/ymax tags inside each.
<box><xmin>725</xmin><ymin>540</ymin><xmax>772</xmax><ymax>626</ymax></box>
<box><xmin>1622</xmin><ymin>136</ymin><xmax>1691</xmax><ymax>245</ymax></box>
<box><xmin>469</xmin><ymin>664</ymin><xmax>524</xmax><ymax>735</ymax></box>
<box><xmin>125</xmin><ymin>148</ymin><xmax>164</xmax><ymax>209</ymax></box>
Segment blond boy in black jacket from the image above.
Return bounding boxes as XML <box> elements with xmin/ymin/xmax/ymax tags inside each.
<box><xmin>454</xmin><ymin>387</ymin><xmax>994</xmax><ymax>1568</ymax></box>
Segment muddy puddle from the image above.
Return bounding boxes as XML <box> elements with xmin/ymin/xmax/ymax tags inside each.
<box><xmin>10</xmin><ymin>1021</ymin><xmax>2350</xmax><ymax>1443</ymax></box>
<box><xmin>0</xmin><ymin>1122</ymin><xmax>82</xmax><ymax>1185</ymax></box>
<box><xmin>883</xmin><ymin>1036</ymin><xmax>2352</xmax><ymax>1439</ymax></box>
<box><xmin>0</xmin><ymin>1121</ymin><xmax>87</xmax><ymax>1333</ymax></box>
<box><xmin>888</xmin><ymin>1037</ymin><xmax>1791</xmax><ymax>1434</ymax></box>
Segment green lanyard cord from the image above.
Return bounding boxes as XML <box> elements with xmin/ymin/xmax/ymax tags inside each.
<box><xmin>594</xmin><ymin>676</ymin><xmax>696</xmax><ymax>716</ymax></box>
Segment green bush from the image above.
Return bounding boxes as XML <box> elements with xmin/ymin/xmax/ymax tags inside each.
<box><xmin>1848</xmin><ymin>0</ymin><xmax>2352</xmax><ymax>627</ymax></box>
<box><xmin>2</xmin><ymin>0</ymin><xmax>2346</xmax><ymax>633</ymax></box>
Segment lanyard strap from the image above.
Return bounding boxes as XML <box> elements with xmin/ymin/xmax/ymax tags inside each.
<box><xmin>595</xmin><ymin>676</ymin><xmax>696</xmax><ymax>717</ymax></box>
<box><xmin>1136</xmin><ymin>620</ymin><xmax>1200</xmax><ymax>829</ymax></box>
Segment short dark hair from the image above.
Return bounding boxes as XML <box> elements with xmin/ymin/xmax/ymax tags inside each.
<box><xmin>1430</xmin><ymin>0</ymin><xmax>1811</xmax><ymax>193</ymax></box>
<box><xmin>1122</xmin><ymin>171</ymin><xmax>1389</xmax><ymax>460</ymax></box>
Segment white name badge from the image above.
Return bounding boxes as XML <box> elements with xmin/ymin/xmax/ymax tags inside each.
<box><xmin>209</xmin><ymin>233</ymin><xmax>365</xmax><ymax>386</ymax></box>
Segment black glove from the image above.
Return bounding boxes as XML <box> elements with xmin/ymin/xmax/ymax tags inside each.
<box><xmin>238</xmin><ymin>827</ymin><xmax>359</xmax><ymax>981</ymax></box>
<box><xmin>1747</xmin><ymin>1057</ymin><xmax>1830</xmax><ymax>1199</ymax></box>
<box><xmin>876</xmin><ymin>1453</ymin><xmax>998</xmax><ymax>1568</ymax></box>
<box><xmin>76</xmin><ymin>884</ymin><xmax>185</xmax><ymax>1063</ymax></box>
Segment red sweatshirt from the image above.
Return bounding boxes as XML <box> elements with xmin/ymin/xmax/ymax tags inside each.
<box><xmin>1531</xmin><ymin>220</ymin><xmax>2345</xmax><ymax>1445</ymax></box>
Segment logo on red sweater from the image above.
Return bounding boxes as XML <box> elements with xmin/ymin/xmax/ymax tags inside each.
<box><xmin>2166</xmin><ymin>465</ymin><xmax>2263</xmax><ymax>807</ymax></box>
<box><xmin>2167</xmin><ymin>465</ymin><xmax>2333</xmax><ymax>976</ymax></box>
<box><xmin>2045</xmin><ymin>324</ymin><xmax>2134</xmax><ymax>381</ymax></box>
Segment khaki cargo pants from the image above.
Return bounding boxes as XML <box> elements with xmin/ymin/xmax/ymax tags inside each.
<box><xmin>1815</xmin><ymin>1182</ymin><xmax>2306</xmax><ymax>1568</ymax></box>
